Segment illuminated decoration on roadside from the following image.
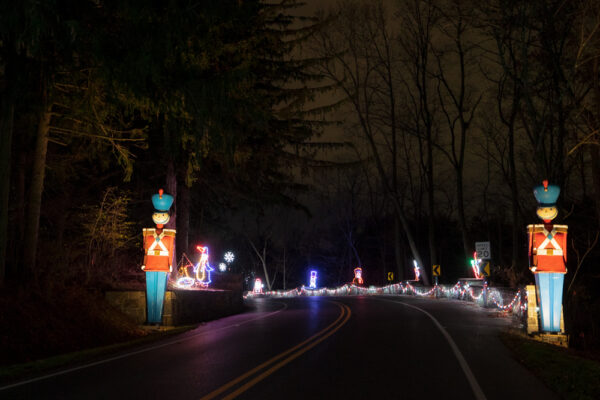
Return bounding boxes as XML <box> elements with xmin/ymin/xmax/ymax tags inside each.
<box><xmin>309</xmin><ymin>270</ymin><xmax>318</xmax><ymax>289</ymax></box>
<box><xmin>195</xmin><ymin>246</ymin><xmax>213</xmax><ymax>286</ymax></box>
<box><xmin>142</xmin><ymin>188</ymin><xmax>175</xmax><ymax>325</ymax></box>
<box><xmin>243</xmin><ymin>280</ymin><xmax>527</xmax><ymax>315</ymax></box>
<box><xmin>413</xmin><ymin>260</ymin><xmax>420</xmax><ymax>281</ymax></box>
<box><xmin>224</xmin><ymin>251</ymin><xmax>235</xmax><ymax>264</ymax></box>
<box><xmin>253</xmin><ymin>278</ymin><xmax>263</xmax><ymax>294</ymax></box>
<box><xmin>176</xmin><ymin>245</ymin><xmax>214</xmax><ymax>288</ymax></box>
<box><xmin>470</xmin><ymin>253</ymin><xmax>482</xmax><ymax>279</ymax></box>
<box><xmin>353</xmin><ymin>267</ymin><xmax>364</xmax><ymax>285</ymax></box>
<box><xmin>219</xmin><ymin>262</ymin><xmax>227</xmax><ymax>272</ymax></box>
<box><xmin>176</xmin><ymin>253</ymin><xmax>196</xmax><ymax>287</ymax></box>
<box><xmin>528</xmin><ymin>180</ymin><xmax>567</xmax><ymax>333</ymax></box>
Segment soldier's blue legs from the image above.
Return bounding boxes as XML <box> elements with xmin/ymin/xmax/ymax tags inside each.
<box><xmin>535</xmin><ymin>273</ymin><xmax>564</xmax><ymax>332</ymax></box>
<box><xmin>145</xmin><ymin>271</ymin><xmax>168</xmax><ymax>324</ymax></box>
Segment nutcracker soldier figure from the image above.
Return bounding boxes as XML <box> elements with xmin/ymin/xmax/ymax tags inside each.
<box><xmin>353</xmin><ymin>267</ymin><xmax>364</xmax><ymax>285</ymax></box>
<box><xmin>527</xmin><ymin>180</ymin><xmax>567</xmax><ymax>333</ymax></box>
<box><xmin>142</xmin><ymin>189</ymin><xmax>176</xmax><ymax>325</ymax></box>
<box><xmin>253</xmin><ymin>278</ymin><xmax>263</xmax><ymax>294</ymax></box>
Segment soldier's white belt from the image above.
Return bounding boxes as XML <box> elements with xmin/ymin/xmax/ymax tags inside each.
<box><xmin>147</xmin><ymin>250</ymin><xmax>170</xmax><ymax>256</ymax></box>
<box><xmin>535</xmin><ymin>248</ymin><xmax>563</xmax><ymax>256</ymax></box>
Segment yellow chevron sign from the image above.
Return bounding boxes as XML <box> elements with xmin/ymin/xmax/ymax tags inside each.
<box><xmin>482</xmin><ymin>262</ymin><xmax>491</xmax><ymax>277</ymax></box>
<box><xmin>432</xmin><ymin>265</ymin><xmax>441</xmax><ymax>276</ymax></box>
<box><xmin>387</xmin><ymin>272</ymin><xmax>394</xmax><ymax>281</ymax></box>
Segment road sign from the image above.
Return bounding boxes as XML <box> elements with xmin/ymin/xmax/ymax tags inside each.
<box><xmin>481</xmin><ymin>261</ymin><xmax>491</xmax><ymax>277</ymax></box>
<box><xmin>432</xmin><ymin>265</ymin><xmax>441</xmax><ymax>276</ymax></box>
<box><xmin>475</xmin><ymin>242</ymin><xmax>491</xmax><ymax>260</ymax></box>
<box><xmin>387</xmin><ymin>272</ymin><xmax>394</xmax><ymax>281</ymax></box>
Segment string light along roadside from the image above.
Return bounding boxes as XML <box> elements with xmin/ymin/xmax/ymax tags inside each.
<box><xmin>245</xmin><ymin>280</ymin><xmax>526</xmax><ymax>315</ymax></box>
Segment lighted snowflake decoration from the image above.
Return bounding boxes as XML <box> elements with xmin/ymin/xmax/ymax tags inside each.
<box><xmin>219</xmin><ymin>262</ymin><xmax>227</xmax><ymax>272</ymax></box>
<box><xmin>224</xmin><ymin>251</ymin><xmax>235</xmax><ymax>263</ymax></box>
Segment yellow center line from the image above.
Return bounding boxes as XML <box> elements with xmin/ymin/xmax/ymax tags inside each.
<box><xmin>221</xmin><ymin>304</ymin><xmax>351</xmax><ymax>399</ymax></box>
<box><xmin>199</xmin><ymin>301</ymin><xmax>350</xmax><ymax>400</ymax></box>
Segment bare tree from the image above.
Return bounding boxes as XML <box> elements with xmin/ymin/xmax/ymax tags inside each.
<box><xmin>247</xmin><ymin>233</ymin><xmax>274</xmax><ymax>291</ymax></box>
<box><xmin>311</xmin><ymin>0</ymin><xmax>430</xmax><ymax>284</ymax></box>
<box><xmin>431</xmin><ymin>0</ymin><xmax>483</xmax><ymax>261</ymax></box>
<box><xmin>397</xmin><ymin>0</ymin><xmax>441</xmax><ymax>272</ymax></box>
<box><xmin>572</xmin><ymin>0</ymin><xmax>600</xmax><ymax>221</ymax></box>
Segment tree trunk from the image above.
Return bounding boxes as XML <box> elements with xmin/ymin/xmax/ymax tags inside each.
<box><xmin>456</xmin><ymin>171</ymin><xmax>470</xmax><ymax>262</ymax></box>
<box><xmin>394</xmin><ymin>216</ymin><xmax>404</xmax><ymax>281</ymax></box>
<box><xmin>591</xmin><ymin>146</ymin><xmax>600</xmax><ymax>223</ymax></box>
<box><xmin>426</xmin><ymin>133</ymin><xmax>437</xmax><ymax>271</ymax></box>
<box><xmin>260</xmin><ymin>244</ymin><xmax>271</xmax><ymax>290</ymax></box>
<box><xmin>14</xmin><ymin>147</ymin><xmax>27</xmax><ymax>271</ymax></box>
<box><xmin>247</xmin><ymin>236</ymin><xmax>272</xmax><ymax>290</ymax></box>
<box><xmin>0</xmin><ymin>79</ymin><xmax>15</xmax><ymax>286</ymax></box>
<box><xmin>391</xmin><ymin>197</ymin><xmax>430</xmax><ymax>285</ymax></box>
<box><xmin>165</xmin><ymin>160</ymin><xmax>177</xmax><ymax>271</ymax></box>
<box><xmin>23</xmin><ymin>102</ymin><xmax>52</xmax><ymax>282</ymax></box>
<box><xmin>177</xmin><ymin>181</ymin><xmax>190</xmax><ymax>258</ymax></box>
<box><xmin>591</xmin><ymin>56</ymin><xmax>600</xmax><ymax>224</ymax></box>
<box><xmin>509</xmin><ymin>124</ymin><xmax>521</xmax><ymax>270</ymax></box>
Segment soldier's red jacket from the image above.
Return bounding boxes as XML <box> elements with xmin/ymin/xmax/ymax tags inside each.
<box><xmin>527</xmin><ymin>224</ymin><xmax>567</xmax><ymax>273</ymax></box>
<box><xmin>142</xmin><ymin>228</ymin><xmax>176</xmax><ymax>272</ymax></box>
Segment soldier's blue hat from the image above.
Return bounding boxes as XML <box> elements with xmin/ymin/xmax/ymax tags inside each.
<box><xmin>152</xmin><ymin>189</ymin><xmax>174</xmax><ymax>211</ymax></box>
<box><xmin>533</xmin><ymin>180</ymin><xmax>560</xmax><ymax>207</ymax></box>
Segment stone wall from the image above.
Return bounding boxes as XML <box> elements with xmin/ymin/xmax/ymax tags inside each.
<box><xmin>105</xmin><ymin>289</ymin><xmax>243</xmax><ymax>326</ymax></box>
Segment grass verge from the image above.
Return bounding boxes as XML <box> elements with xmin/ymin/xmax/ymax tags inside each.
<box><xmin>0</xmin><ymin>324</ymin><xmax>197</xmax><ymax>386</ymax></box>
<box><xmin>501</xmin><ymin>331</ymin><xmax>600</xmax><ymax>400</ymax></box>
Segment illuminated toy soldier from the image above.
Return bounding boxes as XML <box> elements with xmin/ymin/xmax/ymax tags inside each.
<box><xmin>527</xmin><ymin>180</ymin><xmax>567</xmax><ymax>333</ymax></box>
<box><xmin>142</xmin><ymin>189</ymin><xmax>176</xmax><ymax>325</ymax></box>
<box><xmin>353</xmin><ymin>267</ymin><xmax>364</xmax><ymax>285</ymax></box>
<box><xmin>253</xmin><ymin>278</ymin><xmax>263</xmax><ymax>294</ymax></box>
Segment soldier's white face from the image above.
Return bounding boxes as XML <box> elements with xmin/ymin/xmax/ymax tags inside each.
<box><xmin>536</xmin><ymin>207</ymin><xmax>558</xmax><ymax>221</ymax></box>
<box><xmin>152</xmin><ymin>212</ymin><xmax>170</xmax><ymax>225</ymax></box>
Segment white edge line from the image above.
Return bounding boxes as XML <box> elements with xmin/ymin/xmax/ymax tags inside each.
<box><xmin>0</xmin><ymin>301</ymin><xmax>288</xmax><ymax>391</ymax></box>
<box><xmin>377</xmin><ymin>298</ymin><xmax>487</xmax><ymax>400</ymax></box>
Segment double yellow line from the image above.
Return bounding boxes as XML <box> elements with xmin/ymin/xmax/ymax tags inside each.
<box><xmin>200</xmin><ymin>301</ymin><xmax>351</xmax><ymax>400</ymax></box>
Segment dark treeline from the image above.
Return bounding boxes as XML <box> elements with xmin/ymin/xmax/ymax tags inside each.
<box><xmin>0</xmin><ymin>0</ymin><xmax>331</xmax><ymax>291</ymax></box>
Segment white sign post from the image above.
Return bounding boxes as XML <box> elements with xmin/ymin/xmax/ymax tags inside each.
<box><xmin>475</xmin><ymin>241</ymin><xmax>491</xmax><ymax>260</ymax></box>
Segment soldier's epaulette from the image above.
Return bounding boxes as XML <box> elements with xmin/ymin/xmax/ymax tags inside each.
<box><xmin>143</xmin><ymin>228</ymin><xmax>156</xmax><ymax>234</ymax></box>
<box><xmin>526</xmin><ymin>224</ymin><xmax>568</xmax><ymax>233</ymax></box>
<box><xmin>162</xmin><ymin>229</ymin><xmax>176</xmax><ymax>236</ymax></box>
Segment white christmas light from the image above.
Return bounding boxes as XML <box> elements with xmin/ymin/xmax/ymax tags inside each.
<box><xmin>219</xmin><ymin>262</ymin><xmax>227</xmax><ymax>272</ymax></box>
<box><xmin>243</xmin><ymin>278</ymin><xmax>526</xmax><ymax>314</ymax></box>
<box><xmin>224</xmin><ymin>251</ymin><xmax>235</xmax><ymax>263</ymax></box>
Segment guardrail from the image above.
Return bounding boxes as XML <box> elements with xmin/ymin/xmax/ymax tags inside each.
<box><xmin>245</xmin><ymin>280</ymin><xmax>527</xmax><ymax>317</ymax></box>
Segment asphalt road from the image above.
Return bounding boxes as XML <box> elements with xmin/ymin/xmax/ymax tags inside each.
<box><xmin>0</xmin><ymin>295</ymin><xmax>558</xmax><ymax>400</ymax></box>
